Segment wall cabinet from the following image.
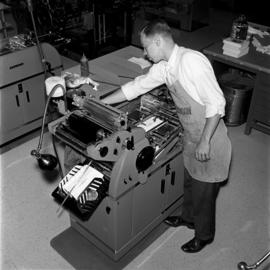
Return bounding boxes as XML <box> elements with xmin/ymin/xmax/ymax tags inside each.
<box><xmin>0</xmin><ymin>75</ymin><xmax>46</xmax><ymax>144</ymax></box>
<box><xmin>0</xmin><ymin>43</ymin><xmax>63</xmax><ymax>145</ymax></box>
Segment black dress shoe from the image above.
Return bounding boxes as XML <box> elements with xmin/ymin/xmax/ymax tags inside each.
<box><xmin>181</xmin><ymin>237</ymin><xmax>213</xmax><ymax>253</ymax></box>
<box><xmin>164</xmin><ymin>216</ymin><xmax>195</xmax><ymax>229</ymax></box>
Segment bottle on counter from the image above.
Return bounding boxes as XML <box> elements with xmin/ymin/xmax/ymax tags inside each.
<box><xmin>230</xmin><ymin>14</ymin><xmax>248</xmax><ymax>42</ymax></box>
<box><xmin>80</xmin><ymin>53</ymin><xmax>89</xmax><ymax>77</ymax></box>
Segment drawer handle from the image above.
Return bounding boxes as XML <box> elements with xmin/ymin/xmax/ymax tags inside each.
<box><xmin>161</xmin><ymin>179</ymin><xmax>165</xmax><ymax>194</ymax></box>
<box><xmin>171</xmin><ymin>171</ymin><xmax>175</xmax><ymax>186</ymax></box>
<box><xmin>18</xmin><ymin>83</ymin><xmax>23</xmax><ymax>93</ymax></box>
<box><xmin>26</xmin><ymin>91</ymin><xmax>30</xmax><ymax>103</ymax></box>
<box><xmin>166</xmin><ymin>164</ymin><xmax>171</xmax><ymax>175</ymax></box>
<box><xmin>15</xmin><ymin>95</ymin><xmax>20</xmax><ymax>107</ymax></box>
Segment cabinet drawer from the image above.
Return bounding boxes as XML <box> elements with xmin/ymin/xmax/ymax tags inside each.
<box><xmin>0</xmin><ymin>74</ymin><xmax>45</xmax><ymax>145</ymax></box>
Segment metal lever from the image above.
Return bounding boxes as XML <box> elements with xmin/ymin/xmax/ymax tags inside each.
<box><xmin>238</xmin><ymin>251</ymin><xmax>270</xmax><ymax>270</ymax></box>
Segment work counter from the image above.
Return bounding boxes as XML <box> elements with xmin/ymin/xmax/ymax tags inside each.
<box><xmin>203</xmin><ymin>23</ymin><xmax>270</xmax><ymax>135</ymax></box>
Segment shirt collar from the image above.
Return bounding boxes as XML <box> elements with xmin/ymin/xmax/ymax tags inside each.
<box><xmin>167</xmin><ymin>44</ymin><xmax>179</xmax><ymax>72</ymax></box>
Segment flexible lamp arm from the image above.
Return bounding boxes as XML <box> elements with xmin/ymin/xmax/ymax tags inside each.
<box><xmin>31</xmin><ymin>83</ymin><xmax>66</xmax><ymax>170</ymax></box>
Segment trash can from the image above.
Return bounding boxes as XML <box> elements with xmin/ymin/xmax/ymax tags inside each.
<box><xmin>219</xmin><ymin>70</ymin><xmax>254</xmax><ymax>126</ymax></box>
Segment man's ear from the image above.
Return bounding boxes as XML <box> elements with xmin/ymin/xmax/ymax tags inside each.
<box><xmin>154</xmin><ymin>35</ymin><xmax>161</xmax><ymax>47</ymax></box>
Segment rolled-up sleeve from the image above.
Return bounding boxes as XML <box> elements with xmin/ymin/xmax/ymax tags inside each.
<box><xmin>122</xmin><ymin>62</ymin><xmax>167</xmax><ymax>100</ymax></box>
<box><xmin>181</xmin><ymin>52</ymin><xmax>226</xmax><ymax>118</ymax></box>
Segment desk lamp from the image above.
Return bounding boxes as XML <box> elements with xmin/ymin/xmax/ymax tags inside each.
<box><xmin>31</xmin><ymin>77</ymin><xmax>66</xmax><ymax>170</ymax></box>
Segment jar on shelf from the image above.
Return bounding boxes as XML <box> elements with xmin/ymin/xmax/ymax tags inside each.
<box><xmin>230</xmin><ymin>14</ymin><xmax>248</xmax><ymax>42</ymax></box>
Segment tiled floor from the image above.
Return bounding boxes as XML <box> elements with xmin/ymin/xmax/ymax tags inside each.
<box><xmin>1</xmin><ymin>7</ymin><xmax>270</xmax><ymax>270</ymax></box>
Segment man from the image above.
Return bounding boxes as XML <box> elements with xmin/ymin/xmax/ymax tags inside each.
<box><xmin>101</xmin><ymin>19</ymin><xmax>231</xmax><ymax>253</ymax></box>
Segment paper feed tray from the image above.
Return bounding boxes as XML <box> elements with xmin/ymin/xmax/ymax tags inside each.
<box><xmin>52</xmin><ymin>163</ymin><xmax>109</xmax><ymax>221</ymax></box>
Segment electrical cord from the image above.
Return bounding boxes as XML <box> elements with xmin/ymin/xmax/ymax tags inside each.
<box><xmin>52</xmin><ymin>135</ymin><xmax>64</xmax><ymax>179</ymax></box>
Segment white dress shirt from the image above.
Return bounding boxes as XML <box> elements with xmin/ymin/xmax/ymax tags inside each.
<box><xmin>122</xmin><ymin>45</ymin><xmax>226</xmax><ymax>118</ymax></box>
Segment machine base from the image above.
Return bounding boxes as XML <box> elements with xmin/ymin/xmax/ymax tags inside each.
<box><xmin>70</xmin><ymin>196</ymin><xmax>183</xmax><ymax>261</ymax></box>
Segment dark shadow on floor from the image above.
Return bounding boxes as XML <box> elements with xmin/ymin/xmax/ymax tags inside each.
<box><xmin>51</xmin><ymin>222</ymin><xmax>170</xmax><ymax>270</ymax></box>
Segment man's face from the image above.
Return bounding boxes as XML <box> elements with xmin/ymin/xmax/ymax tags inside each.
<box><xmin>140</xmin><ymin>33</ymin><xmax>162</xmax><ymax>63</ymax></box>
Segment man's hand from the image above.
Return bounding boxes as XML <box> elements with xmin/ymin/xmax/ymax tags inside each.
<box><xmin>195</xmin><ymin>139</ymin><xmax>210</xmax><ymax>162</ymax></box>
<box><xmin>195</xmin><ymin>114</ymin><xmax>221</xmax><ymax>162</ymax></box>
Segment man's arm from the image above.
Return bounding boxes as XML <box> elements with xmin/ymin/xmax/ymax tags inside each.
<box><xmin>101</xmin><ymin>63</ymin><xmax>166</xmax><ymax>105</ymax></box>
<box><xmin>195</xmin><ymin>114</ymin><xmax>221</xmax><ymax>162</ymax></box>
<box><xmin>101</xmin><ymin>88</ymin><xmax>127</xmax><ymax>105</ymax></box>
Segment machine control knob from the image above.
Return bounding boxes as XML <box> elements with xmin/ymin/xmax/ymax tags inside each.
<box><xmin>99</xmin><ymin>146</ymin><xmax>108</xmax><ymax>157</ymax></box>
<box><xmin>127</xmin><ymin>136</ymin><xmax>134</xmax><ymax>150</ymax></box>
<box><xmin>136</xmin><ymin>146</ymin><xmax>155</xmax><ymax>173</ymax></box>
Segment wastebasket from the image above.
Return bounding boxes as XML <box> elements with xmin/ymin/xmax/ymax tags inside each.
<box><xmin>219</xmin><ymin>70</ymin><xmax>254</xmax><ymax>126</ymax></box>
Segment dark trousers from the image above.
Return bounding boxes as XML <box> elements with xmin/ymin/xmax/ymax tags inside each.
<box><xmin>182</xmin><ymin>168</ymin><xmax>220</xmax><ymax>241</ymax></box>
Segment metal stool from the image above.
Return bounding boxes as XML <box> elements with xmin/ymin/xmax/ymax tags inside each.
<box><xmin>238</xmin><ymin>251</ymin><xmax>270</xmax><ymax>269</ymax></box>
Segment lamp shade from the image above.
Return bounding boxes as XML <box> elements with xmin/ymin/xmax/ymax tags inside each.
<box><xmin>45</xmin><ymin>76</ymin><xmax>66</xmax><ymax>97</ymax></box>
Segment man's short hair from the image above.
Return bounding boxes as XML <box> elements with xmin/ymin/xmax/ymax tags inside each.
<box><xmin>141</xmin><ymin>19</ymin><xmax>172</xmax><ymax>39</ymax></box>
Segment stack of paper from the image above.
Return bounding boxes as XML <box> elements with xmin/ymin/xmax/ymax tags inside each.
<box><xmin>61</xmin><ymin>164</ymin><xmax>103</xmax><ymax>200</ymax></box>
<box><xmin>252</xmin><ymin>36</ymin><xmax>270</xmax><ymax>55</ymax></box>
<box><xmin>128</xmin><ymin>57</ymin><xmax>152</xmax><ymax>69</ymax></box>
<box><xmin>137</xmin><ymin>116</ymin><xmax>164</xmax><ymax>132</ymax></box>
<box><xmin>222</xmin><ymin>37</ymin><xmax>250</xmax><ymax>58</ymax></box>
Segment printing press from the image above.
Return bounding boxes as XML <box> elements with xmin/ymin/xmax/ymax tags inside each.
<box><xmin>48</xmin><ymin>83</ymin><xmax>185</xmax><ymax>261</ymax></box>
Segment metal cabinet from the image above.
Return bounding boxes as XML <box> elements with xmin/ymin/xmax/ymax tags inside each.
<box><xmin>0</xmin><ymin>75</ymin><xmax>46</xmax><ymax>144</ymax></box>
<box><xmin>0</xmin><ymin>43</ymin><xmax>63</xmax><ymax>145</ymax></box>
